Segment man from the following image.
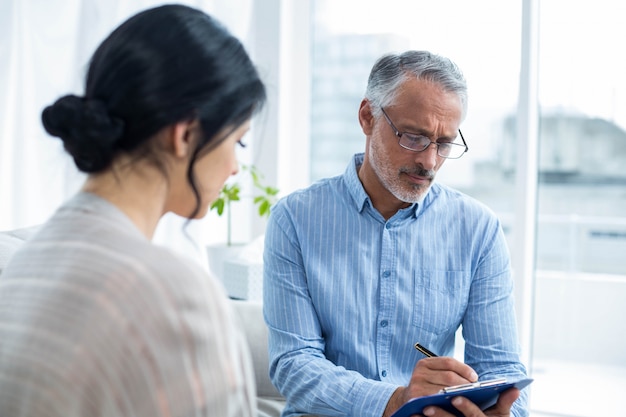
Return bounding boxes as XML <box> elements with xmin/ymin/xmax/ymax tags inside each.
<box><xmin>263</xmin><ymin>51</ymin><xmax>528</xmax><ymax>417</ymax></box>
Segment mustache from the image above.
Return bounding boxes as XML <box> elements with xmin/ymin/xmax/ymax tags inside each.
<box><xmin>400</xmin><ymin>165</ymin><xmax>436</xmax><ymax>180</ymax></box>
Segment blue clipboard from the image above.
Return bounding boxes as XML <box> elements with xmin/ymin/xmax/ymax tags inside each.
<box><xmin>391</xmin><ymin>377</ymin><xmax>533</xmax><ymax>417</ymax></box>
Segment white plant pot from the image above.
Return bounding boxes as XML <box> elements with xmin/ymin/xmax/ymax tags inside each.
<box><xmin>206</xmin><ymin>243</ymin><xmax>247</xmax><ymax>283</ymax></box>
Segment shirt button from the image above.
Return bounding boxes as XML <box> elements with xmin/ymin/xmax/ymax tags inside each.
<box><xmin>385</xmin><ymin>223</ymin><xmax>391</xmax><ymax>229</ymax></box>
<box><xmin>382</xmin><ymin>271</ymin><xmax>391</xmax><ymax>278</ymax></box>
<box><xmin>382</xmin><ymin>370</ymin><xmax>387</xmax><ymax>377</ymax></box>
<box><xmin>380</xmin><ymin>320</ymin><xmax>388</xmax><ymax>327</ymax></box>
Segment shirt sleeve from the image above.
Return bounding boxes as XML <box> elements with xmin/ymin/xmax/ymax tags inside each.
<box><xmin>461</xmin><ymin>218</ymin><xmax>529</xmax><ymax>417</ymax></box>
<box><xmin>263</xmin><ymin>202</ymin><xmax>398</xmax><ymax>417</ymax></box>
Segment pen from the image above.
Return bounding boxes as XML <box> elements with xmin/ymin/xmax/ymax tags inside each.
<box><xmin>414</xmin><ymin>343</ymin><xmax>438</xmax><ymax>358</ymax></box>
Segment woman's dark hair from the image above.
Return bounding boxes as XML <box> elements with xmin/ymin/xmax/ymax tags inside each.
<box><xmin>41</xmin><ymin>4</ymin><xmax>266</xmax><ymax>218</ymax></box>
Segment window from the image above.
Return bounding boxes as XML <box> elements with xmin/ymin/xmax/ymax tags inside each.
<box><xmin>530</xmin><ymin>2</ymin><xmax>626</xmax><ymax>416</ymax></box>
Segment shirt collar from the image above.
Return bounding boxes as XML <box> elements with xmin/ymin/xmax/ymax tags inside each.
<box><xmin>343</xmin><ymin>153</ymin><xmax>370</xmax><ymax>213</ymax></box>
<box><xmin>343</xmin><ymin>153</ymin><xmax>426</xmax><ymax>218</ymax></box>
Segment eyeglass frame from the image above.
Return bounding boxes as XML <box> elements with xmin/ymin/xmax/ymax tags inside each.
<box><xmin>379</xmin><ymin>107</ymin><xmax>469</xmax><ymax>159</ymax></box>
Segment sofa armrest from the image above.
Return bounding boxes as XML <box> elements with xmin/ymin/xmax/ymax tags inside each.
<box><xmin>229</xmin><ymin>299</ymin><xmax>283</xmax><ymax>400</ymax></box>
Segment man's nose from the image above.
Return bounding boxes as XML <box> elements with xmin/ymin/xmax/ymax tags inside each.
<box><xmin>416</xmin><ymin>142</ymin><xmax>439</xmax><ymax>170</ymax></box>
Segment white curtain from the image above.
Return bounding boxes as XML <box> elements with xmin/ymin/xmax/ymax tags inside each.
<box><xmin>0</xmin><ymin>0</ymin><xmax>256</xmax><ymax>265</ymax></box>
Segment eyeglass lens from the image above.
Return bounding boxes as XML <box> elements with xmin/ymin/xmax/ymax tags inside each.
<box><xmin>399</xmin><ymin>134</ymin><xmax>463</xmax><ymax>158</ymax></box>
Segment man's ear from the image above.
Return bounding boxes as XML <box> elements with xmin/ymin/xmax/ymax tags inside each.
<box><xmin>170</xmin><ymin>119</ymin><xmax>197</xmax><ymax>158</ymax></box>
<box><xmin>358</xmin><ymin>99</ymin><xmax>375</xmax><ymax>135</ymax></box>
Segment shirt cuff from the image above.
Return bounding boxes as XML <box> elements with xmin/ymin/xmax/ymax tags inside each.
<box><xmin>350</xmin><ymin>379</ymin><xmax>399</xmax><ymax>417</ymax></box>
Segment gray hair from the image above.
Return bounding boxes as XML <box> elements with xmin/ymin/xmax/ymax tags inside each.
<box><xmin>364</xmin><ymin>50</ymin><xmax>467</xmax><ymax>119</ymax></box>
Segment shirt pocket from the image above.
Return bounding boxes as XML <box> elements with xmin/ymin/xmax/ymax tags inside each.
<box><xmin>412</xmin><ymin>270</ymin><xmax>469</xmax><ymax>336</ymax></box>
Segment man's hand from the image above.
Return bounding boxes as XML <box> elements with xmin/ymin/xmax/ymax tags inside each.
<box><xmin>421</xmin><ymin>387</ymin><xmax>520</xmax><ymax>417</ymax></box>
<box><xmin>382</xmin><ymin>357</ymin><xmax>479</xmax><ymax>417</ymax></box>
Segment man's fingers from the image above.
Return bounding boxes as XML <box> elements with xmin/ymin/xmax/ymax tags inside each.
<box><xmin>494</xmin><ymin>387</ymin><xmax>521</xmax><ymax>411</ymax></box>
<box><xmin>419</xmin><ymin>357</ymin><xmax>479</xmax><ymax>383</ymax></box>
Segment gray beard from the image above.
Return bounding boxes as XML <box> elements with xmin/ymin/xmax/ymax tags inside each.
<box><xmin>371</xmin><ymin>156</ymin><xmax>435</xmax><ymax>203</ymax></box>
<box><xmin>387</xmin><ymin>177</ymin><xmax>432</xmax><ymax>203</ymax></box>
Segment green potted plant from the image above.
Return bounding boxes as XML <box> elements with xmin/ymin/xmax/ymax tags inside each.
<box><xmin>206</xmin><ymin>164</ymin><xmax>279</xmax><ymax>283</ymax></box>
<box><xmin>210</xmin><ymin>164</ymin><xmax>279</xmax><ymax>246</ymax></box>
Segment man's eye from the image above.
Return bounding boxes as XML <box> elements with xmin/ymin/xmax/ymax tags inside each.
<box><xmin>404</xmin><ymin>134</ymin><xmax>429</xmax><ymax>144</ymax></box>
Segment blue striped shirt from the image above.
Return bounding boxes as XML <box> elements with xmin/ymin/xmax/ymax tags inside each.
<box><xmin>263</xmin><ymin>153</ymin><xmax>528</xmax><ymax>417</ymax></box>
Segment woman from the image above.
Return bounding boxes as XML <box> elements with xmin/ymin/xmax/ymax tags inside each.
<box><xmin>0</xmin><ymin>4</ymin><xmax>266</xmax><ymax>417</ymax></box>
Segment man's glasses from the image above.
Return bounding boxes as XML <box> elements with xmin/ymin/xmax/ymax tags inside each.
<box><xmin>380</xmin><ymin>107</ymin><xmax>468</xmax><ymax>159</ymax></box>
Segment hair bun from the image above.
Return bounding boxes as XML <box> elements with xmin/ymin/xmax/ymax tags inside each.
<box><xmin>41</xmin><ymin>95</ymin><xmax>124</xmax><ymax>172</ymax></box>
